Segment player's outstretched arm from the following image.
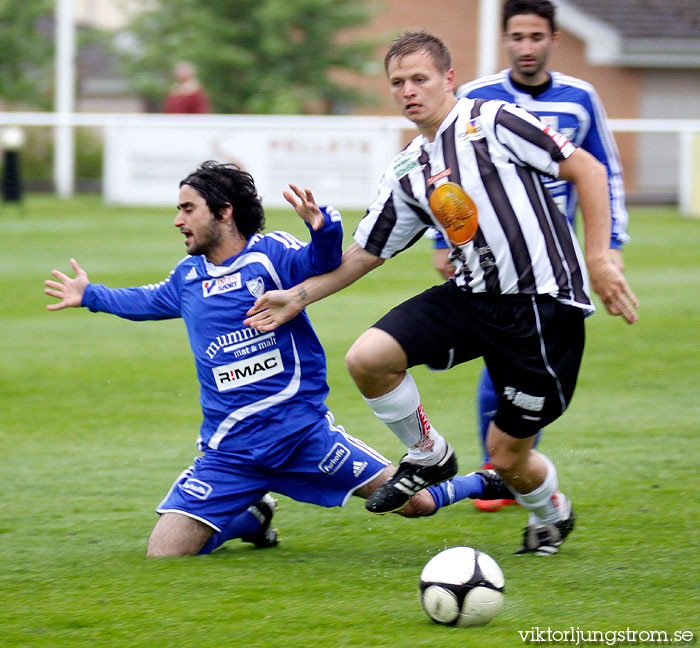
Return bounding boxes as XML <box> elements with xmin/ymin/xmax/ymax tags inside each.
<box><xmin>44</xmin><ymin>258</ymin><xmax>90</xmax><ymax>310</ymax></box>
<box><xmin>559</xmin><ymin>150</ymin><xmax>639</xmax><ymax>324</ymax></box>
<box><xmin>283</xmin><ymin>184</ymin><xmax>325</xmax><ymax>231</ymax></box>
<box><xmin>245</xmin><ymin>243</ymin><xmax>384</xmax><ymax>331</ymax></box>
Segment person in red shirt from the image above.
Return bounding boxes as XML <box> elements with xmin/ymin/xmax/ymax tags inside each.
<box><xmin>163</xmin><ymin>61</ymin><xmax>211</xmax><ymax>114</ymax></box>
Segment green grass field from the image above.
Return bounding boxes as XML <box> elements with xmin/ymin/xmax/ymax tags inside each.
<box><xmin>1</xmin><ymin>195</ymin><xmax>698</xmax><ymax>647</ymax></box>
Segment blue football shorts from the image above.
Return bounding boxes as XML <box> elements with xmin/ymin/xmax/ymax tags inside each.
<box><xmin>156</xmin><ymin>411</ymin><xmax>390</xmax><ymax>531</ymax></box>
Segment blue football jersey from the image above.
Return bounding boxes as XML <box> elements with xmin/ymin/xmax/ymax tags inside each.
<box><xmin>82</xmin><ymin>208</ymin><xmax>343</xmax><ymax>453</ymax></box>
<box><xmin>457</xmin><ymin>69</ymin><xmax>629</xmax><ymax>248</ymax></box>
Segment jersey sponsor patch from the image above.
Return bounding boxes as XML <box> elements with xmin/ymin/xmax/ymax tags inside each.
<box><xmin>214</xmin><ymin>348</ymin><xmax>284</xmax><ymax>391</ymax></box>
<box><xmin>205</xmin><ymin>326</ymin><xmax>268</xmax><ymax>360</ymax></box>
<box><xmin>179</xmin><ymin>477</ymin><xmax>213</xmax><ymax>500</ymax></box>
<box><xmin>503</xmin><ymin>386</ymin><xmax>545</xmax><ymax>412</ymax></box>
<box><xmin>458</xmin><ymin>118</ymin><xmax>482</xmax><ymax>140</ymax></box>
<box><xmin>428</xmin><ymin>182</ymin><xmax>479</xmax><ymax>246</ymax></box>
<box><xmin>202</xmin><ymin>273</ymin><xmax>242</xmax><ymax>297</ymax></box>
<box><xmin>428</xmin><ymin>168</ymin><xmax>451</xmax><ymax>185</ymax></box>
<box><xmin>319</xmin><ymin>442</ymin><xmax>350</xmax><ymax>474</ymax></box>
<box><xmin>393</xmin><ymin>150</ymin><xmax>423</xmax><ymax>179</ymax></box>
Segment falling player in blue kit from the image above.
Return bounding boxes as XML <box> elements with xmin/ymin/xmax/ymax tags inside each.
<box><xmin>431</xmin><ymin>0</ymin><xmax>631</xmax><ymax>512</ymax></box>
<box><xmin>45</xmin><ymin>161</ymin><xmax>509</xmax><ymax>557</ymax></box>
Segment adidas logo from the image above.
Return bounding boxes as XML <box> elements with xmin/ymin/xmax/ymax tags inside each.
<box><xmin>185</xmin><ymin>267</ymin><xmax>198</xmax><ymax>281</ymax></box>
<box><xmin>353</xmin><ymin>461</ymin><xmax>368</xmax><ymax>477</ymax></box>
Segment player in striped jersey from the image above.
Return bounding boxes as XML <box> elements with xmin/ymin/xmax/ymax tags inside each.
<box><xmin>439</xmin><ymin>0</ymin><xmax>632</xmax><ymax>512</ymax></box>
<box><xmin>435</xmin><ymin>0</ymin><xmax>629</xmax><ymax>279</ymax></box>
<box><xmin>246</xmin><ymin>32</ymin><xmax>638</xmax><ymax>555</ymax></box>
<box><xmin>45</xmin><ymin>161</ymin><xmax>508</xmax><ymax>557</ymax></box>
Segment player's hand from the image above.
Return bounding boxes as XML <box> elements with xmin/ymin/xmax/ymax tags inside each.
<box><xmin>282</xmin><ymin>184</ymin><xmax>325</xmax><ymax>231</ymax></box>
<box><xmin>588</xmin><ymin>254</ymin><xmax>639</xmax><ymax>324</ymax></box>
<box><xmin>244</xmin><ymin>288</ymin><xmax>304</xmax><ymax>331</ymax></box>
<box><xmin>44</xmin><ymin>258</ymin><xmax>89</xmax><ymax>310</ymax></box>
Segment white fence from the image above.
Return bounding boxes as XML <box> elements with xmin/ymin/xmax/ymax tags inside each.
<box><xmin>1</xmin><ymin>112</ymin><xmax>699</xmax><ymax>214</ymax></box>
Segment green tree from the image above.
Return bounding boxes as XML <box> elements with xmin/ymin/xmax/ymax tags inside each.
<box><xmin>0</xmin><ymin>0</ymin><xmax>54</xmax><ymax>109</ymax></box>
<box><xmin>118</xmin><ymin>0</ymin><xmax>378</xmax><ymax>114</ymax></box>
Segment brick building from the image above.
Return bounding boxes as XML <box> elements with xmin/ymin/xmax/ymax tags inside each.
<box><xmin>335</xmin><ymin>0</ymin><xmax>700</xmax><ymax>201</ymax></box>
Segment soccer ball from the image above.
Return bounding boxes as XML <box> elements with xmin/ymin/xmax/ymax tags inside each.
<box><xmin>419</xmin><ymin>546</ymin><xmax>505</xmax><ymax>627</ymax></box>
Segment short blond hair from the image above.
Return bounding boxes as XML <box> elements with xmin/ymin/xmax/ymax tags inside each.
<box><xmin>384</xmin><ymin>31</ymin><xmax>452</xmax><ymax>74</ymax></box>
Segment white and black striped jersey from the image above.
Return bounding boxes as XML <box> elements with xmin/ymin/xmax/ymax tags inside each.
<box><xmin>457</xmin><ymin>69</ymin><xmax>629</xmax><ymax>247</ymax></box>
<box><xmin>354</xmin><ymin>97</ymin><xmax>594</xmax><ymax>313</ymax></box>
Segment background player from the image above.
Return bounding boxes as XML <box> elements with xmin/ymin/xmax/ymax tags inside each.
<box><xmin>431</xmin><ymin>0</ymin><xmax>631</xmax><ymax>512</ymax></box>
<box><xmin>44</xmin><ymin>161</ymin><xmax>509</xmax><ymax>557</ymax></box>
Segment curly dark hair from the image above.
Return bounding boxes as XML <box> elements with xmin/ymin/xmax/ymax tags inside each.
<box><xmin>180</xmin><ymin>160</ymin><xmax>265</xmax><ymax>239</ymax></box>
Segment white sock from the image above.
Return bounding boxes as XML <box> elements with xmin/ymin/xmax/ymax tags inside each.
<box><xmin>514</xmin><ymin>454</ymin><xmax>568</xmax><ymax>525</ymax></box>
<box><xmin>363</xmin><ymin>373</ymin><xmax>447</xmax><ymax>465</ymax></box>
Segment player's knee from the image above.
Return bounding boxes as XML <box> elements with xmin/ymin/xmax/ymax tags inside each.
<box><xmin>487</xmin><ymin>440</ymin><xmax>521</xmax><ymax>477</ymax></box>
<box><xmin>488</xmin><ymin>439</ymin><xmax>535</xmax><ymax>481</ymax></box>
<box><xmin>345</xmin><ymin>339</ymin><xmax>378</xmax><ymax>383</ymax></box>
<box><xmin>146</xmin><ymin>512</ymin><xmax>210</xmax><ymax>557</ymax></box>
<box><xmin>145</xmin><ymin>546</ymin><xmax>169</xmax><ymax>558</ymax></box>
<box><xmin>488</xmin><ymin>452</ymin><xmax>517</xmax><ymax>477</ymax></box>
<box><xmin>344</xmin><ymin>345</ymin><xmax>361</xmax><ymax>378</ymax></box>
<box><xmin>346</xmin><ymin>328</ymin><xmax>406</xmax><ymax>385</ymax></box>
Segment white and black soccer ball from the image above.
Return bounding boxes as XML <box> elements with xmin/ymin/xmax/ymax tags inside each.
<box><xmin>419</xmin><ymin>546</ymin><xmax>505</xmax><ymax>627</ymax></box>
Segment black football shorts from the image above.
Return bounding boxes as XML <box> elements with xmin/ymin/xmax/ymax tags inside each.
<box><xmin>372</xmin><ymin>281</ymin><xmax>585</xmax><ymax>438</ymax></box>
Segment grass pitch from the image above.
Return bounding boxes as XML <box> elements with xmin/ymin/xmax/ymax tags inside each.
<box><xmin>1</xmin><ymin>195</ymin><xmax>698</xmax><ymax>647</ymax></box>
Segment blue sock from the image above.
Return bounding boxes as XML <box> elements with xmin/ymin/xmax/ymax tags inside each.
<box><xmin>477</xmin><ymin>367</ymin><xmax>499</xmax><ymax>464</ymax></box>
<box><xmin>198</xmin><ymin>509</ymin><xmax>260</xmax><ymax>555</ymax></box>
<box><xmin>426</xmin><ymin>473</ymin><xmax>484</xmax><ymax>513</ymax></box>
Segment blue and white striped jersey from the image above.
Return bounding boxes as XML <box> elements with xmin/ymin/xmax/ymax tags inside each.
<box><xmin>82</xmin><ymin>208</ymin><xmax>343</xmax><ymax>453</ymax></box>
<box><xmin>457</xmin><ymin>69</ymin><xmax>629</xmax><ymax>248</ymax></box>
